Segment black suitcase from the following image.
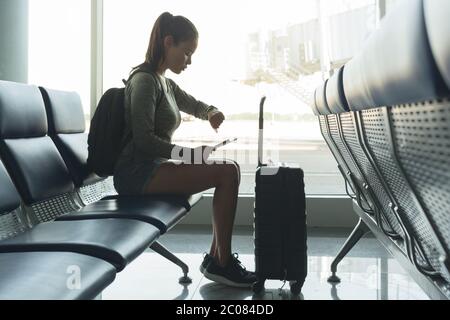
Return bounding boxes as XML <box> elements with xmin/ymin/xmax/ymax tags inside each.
<box><xmin>253</xmin><ymin>97</ymin><xmax>307</xmax><ymax>295</ymax></box>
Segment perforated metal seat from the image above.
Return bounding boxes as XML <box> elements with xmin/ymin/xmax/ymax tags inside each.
<box><xmin>315</xmin><ymin>75</ymin><xmax>402</xmax><ymax>239</ymax></box>
<box><xmin>311</xmin><ymin>0</ymin><xmax>450</xmax><ymax>296</ymax></box>
<box><xmin>388</xmin><ymin>100</ymin><xmax>450</xmax><ymax>275</ymax></box>
<box><xmin>339</xmin><ymin>0</ymin><xmax>450</xmax><ymax>280</ymax></box>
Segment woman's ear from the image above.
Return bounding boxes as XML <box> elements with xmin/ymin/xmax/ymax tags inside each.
<box><xmin>164</xmin><ymin>35</ymin><xmax>174</xmax><ymax>49</ymax></box>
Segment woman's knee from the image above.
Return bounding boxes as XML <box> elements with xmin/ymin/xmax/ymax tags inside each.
<box><xmin>214</xmin><ymin>159</ymin><xmax>240</xmax><ymax>185</ymax></box>
<box><xmin>216</xmin><ymin>163</ymin><xmax>239</xmax><ymax>186</ymax></box>
<box><xmin>225</xmin><ymin>159</ymin><xmax>240</xmax><ymax>173</ymax></box>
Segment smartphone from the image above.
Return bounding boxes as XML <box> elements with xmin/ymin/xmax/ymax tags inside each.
<box><xmin>212</xmin><ymin>137</ymin><xmax>238</xmax><ymax>151</ymax></box>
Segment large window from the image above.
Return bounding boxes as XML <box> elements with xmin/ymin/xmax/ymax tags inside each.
<box><xmin>28</xmin><ymin>0</ymin><xmax>91</xmax><ymax>124</ymax></box>
<box><xmin>103</xmin><ymin>0</ymin><xmax>392</xmax><ymax>195</ymax></box>
<box><xmin>25</xmin><ymin>0</ymin><xmax>400</xmax><ymax>195</ymax></box>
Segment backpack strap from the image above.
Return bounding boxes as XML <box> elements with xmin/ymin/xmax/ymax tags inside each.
<box><xmin>123</xmin><ymin>64</ymin><xmax>164</xmax><ymax>105</ymax></box>
<box><xmin>120</xmin><ymin>65</ymin><xmax>164</xmax><ymax>149</ymax></box>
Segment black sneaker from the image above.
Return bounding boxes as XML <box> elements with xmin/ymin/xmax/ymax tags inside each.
<box><xmin>199</xmin><ymin>253</ymin><xmax>214</xmax><ymax>274</ymax></box>
<box><xmin>203</xmin><ymin>253</ymin><xmax>257</xmax><ymax>288</ymax></box>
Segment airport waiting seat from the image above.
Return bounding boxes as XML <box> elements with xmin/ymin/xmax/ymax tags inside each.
<box><xmin>0</xmin><ymin>80</ymin><xmax>161</xmax><ymax>272</ymax></box>
<box><xmin>0</xmin><ymin>160</ymin><xmax>116</xmax><ymax>299</ymax></box>
<box><xmin>313</xmin><ymin>77</ymin><xmax>378</xmax><ymax>220</ymax></box>
<box><xmin>408</xmin><ymin>0</ymin><xmax>450</xmax><ymax>269</ymax></box>
<box><xmin>0</xmin><ymin>252</ymin><xmax>116</xmax><ymax>300</ymax></box>
<box><xmin>343</xmin><ymin>0</ymin><xmax>449</xmax><ymax>279</ymax></box>
<box><xmin>315</xmin><ymin>71</ymin><xmax>407</xmax><ymax>278</ymax></box>
<box><xmin>312</xmin><ymin>0</ymin><xmax>450</xmax><ymax>298</ymax></box>
<box><xmin>39</xmin><ymin>86</ymin><xmax>202</xmax><ymax>282</ymax></box>
<box><xmin>37</xmin><ymin>86</ymin><xmax>116</xmax><ymax>205</ymax></box>
<box><xmin>39</xmin><ymin>86</ymin><xmax>202</xmax><ymax>225</ymax></box>
<box><xmin>325</xmin><ymin>69</ymin><xmax>404</xmax><ymax>240</ymax></box>
<box><xmin>327</xmin><ymin>67</ymin><xmax>404</xmax><ymax>240</ymax></box>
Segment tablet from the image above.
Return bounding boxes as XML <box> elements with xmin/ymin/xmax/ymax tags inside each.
<box><xmin>212</xmin><ymin>137</ymin><xmax>238</xmax><ymax>151</ymax></box>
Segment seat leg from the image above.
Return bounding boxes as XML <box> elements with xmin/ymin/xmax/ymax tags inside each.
<box><xmin>327</xmin><ymin>218</ymin><xmax>371</xmax><ymax>283</ymax></box>
<box><xmin>94</xmin><ymin>293</ymin><xmax>102</xmax><ymax>300</ymax></box>
<box><xmin>150</xmin><ymin>241</ymin><xmax>192</xmax><ymax>284</ymax></box>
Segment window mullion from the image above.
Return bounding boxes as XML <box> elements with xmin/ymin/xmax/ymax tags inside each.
<box><xmin>90</xmin><ymin>0</ymin><xmax>104</xmax><ymax>119</ymax></box>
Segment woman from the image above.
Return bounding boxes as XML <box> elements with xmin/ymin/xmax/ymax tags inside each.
<box><xmin>114</xmin><ymin>12</ymin><xmax>256</xmax><ymax>288</ymax></box>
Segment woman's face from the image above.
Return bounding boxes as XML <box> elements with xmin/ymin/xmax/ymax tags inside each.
<box><xmin>164</xmin><ymin>36</ymin><xmax>198</xmax><ymax>74</ymax></box>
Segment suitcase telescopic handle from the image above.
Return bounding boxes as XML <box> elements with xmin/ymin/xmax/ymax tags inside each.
<box><xmin>258</xmin><ymin>96</ymin><xmax>266</xmax><ymax>168</ymax></box>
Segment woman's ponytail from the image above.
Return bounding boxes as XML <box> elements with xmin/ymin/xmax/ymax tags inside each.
<box><xmin>142</xmin><ymin>12</ymin><xmax>198</xmax><ymax>72</ymax></box>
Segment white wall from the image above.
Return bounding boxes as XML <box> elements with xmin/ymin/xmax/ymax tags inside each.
<box><xmin>181</xmin><ymin>195</ymin><xmax>358</xmax><ymax>228</ymax></box>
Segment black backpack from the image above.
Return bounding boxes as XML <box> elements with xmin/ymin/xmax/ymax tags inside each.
<box><xmin>87</xmin><ymin>65</ymin><xmax>161</xmax><ymax>177</ymax></box>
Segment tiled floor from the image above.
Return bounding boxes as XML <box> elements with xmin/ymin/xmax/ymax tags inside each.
<box><xmin>101</xmin><ymin>225</ymin><xmax>429</xmax><ymax>300</ymax></box>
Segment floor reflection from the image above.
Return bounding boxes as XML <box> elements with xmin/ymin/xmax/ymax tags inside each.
<box><xmin>102</xmin><ymin>227</ymin><xmax>429</xmax><ymax>300</ymax></box>
<box><xmin>198</xmin><ymin>282</ymin><xmax>254</xmax><ymax>300</ymax></box>
<box><xmin>173</xmin><ymin>283</ymin><xmax>190</xmax><ymax>301</ymax></box>
<box><xmin>197</xmin><ymin>282</ymin><xmax>304</xmax><ymax>300</ymax></box>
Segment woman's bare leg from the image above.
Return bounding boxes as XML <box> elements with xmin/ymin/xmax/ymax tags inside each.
<box><xmin>145</xmin><ymin>161</ymin><xmax>239</xmax><ymax>267</ymax></box>
<box><xmin>208</xmin><ymin>159</ymin><xmax>240</xmax><ymax>258</ymax></box>
<box><xmin>211</xmin><ymin>171</ymin><xmax>238</xmax><ymax>265</ymax></box>
<box><xmin>210</xmin><ymin>223</ymin><xmax>217</xmax><ymax>256</ymax></box>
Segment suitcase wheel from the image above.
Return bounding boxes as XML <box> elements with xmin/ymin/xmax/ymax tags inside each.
<box><xmin>289</xmin><ymin>280</ymin><xmax>304</xmax><ymax>296</ymax></box>
<box><xmin>252</xmin><ymin>279</ymin><xmax>265</xmax><ymax>294</ymax></box>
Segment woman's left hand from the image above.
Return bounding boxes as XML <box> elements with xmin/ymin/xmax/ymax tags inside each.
<box><xmin>208</xmin><ymin>110</ymin><xmax>225</xmax><ymax>131</ymax></box>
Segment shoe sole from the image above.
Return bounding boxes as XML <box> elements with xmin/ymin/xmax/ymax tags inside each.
<box><xmin>203</xmin><ymin>270</ymin><xmax>255</xmax><ymax>288</ymax></box>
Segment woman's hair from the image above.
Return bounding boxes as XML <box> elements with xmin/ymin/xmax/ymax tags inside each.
<box><xmin>134</xmin><ymin>12</ymin><xmax>198</xmax><ymax>73</ymax></box>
